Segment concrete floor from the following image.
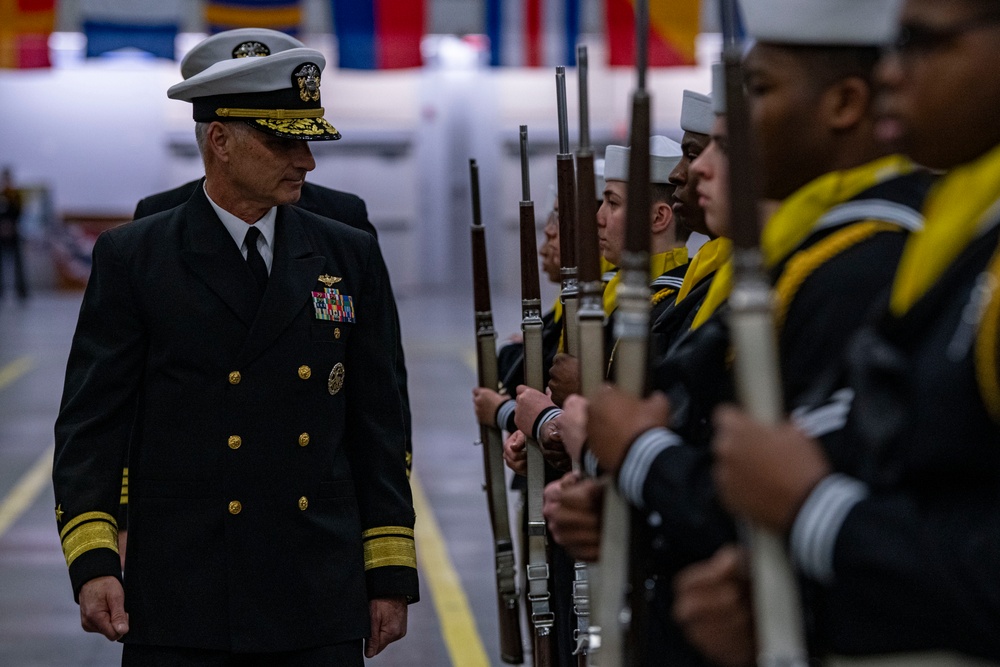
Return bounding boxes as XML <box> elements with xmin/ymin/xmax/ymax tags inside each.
<box><xmin>0</xmin><ymin>286</ymin><xmax>532</xmax><ymax>667</ymax></box>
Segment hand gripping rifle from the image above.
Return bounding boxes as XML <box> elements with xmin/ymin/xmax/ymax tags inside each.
<box><xmin>470</xmin><ymin>159</ymin><xmax>526</xmax><ymax>665</ymax></box>
<box><xmin>520</xmin><ymin>126</ymin><xmax>555</xmax><ymax>667</ymax></box>
<box><xmin>718</xmin><ymin>2</ymin><xmax>809</xmax><ymax>666</ymax></box>
<box><xmin>590</xmin><ymin>2</ymin><xmax>653</xmax><ymax>663</ymax></box>
<box><xmin>571</xmin><ymin>43</ymin><xmax>600</xmax><ymax>666</ymax></box>
<box><xmin>556</xmin><ymin>66</ymin><xmax>580</xmax><ymax>357</ymax></box>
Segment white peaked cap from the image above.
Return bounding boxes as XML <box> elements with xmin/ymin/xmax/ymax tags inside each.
<box><xmin>169</xmin><ymin>47</ymin><xmax>326</xmax><ymax>101</ymax></box>
<box><xmin>712</xmin><ymin>62</ymin><xmax>726</xmax><ymax>115</ymax></box>
<box><xmin>180</xmin><ymin>28</ymin><xmax>305</xmax><ymax>80</ymax></box>
<box><xmin>680</xmin><ymin>90</ymin><xmax>713</xmax><ymax>135</ymax></box>
<box><xmin>603</xmin><ymin>135</ymin><xmax>683</xmax><ymax>184</ymax></box>
<box><xmin>742</xmin><ymin>0</ymin><xmax>905</xmax><ymax>46</ymax></box>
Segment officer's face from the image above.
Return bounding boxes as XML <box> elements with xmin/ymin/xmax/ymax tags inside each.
<box><xmin>692</xmin><ymin>117</ymin><xmax>732</xmax><ymax>239</ymax></box>
<box><xmin>744</xmin><ymin>43</ymin><xmax>832</xmax><ymax>200</ymax></box>
<box><xmin>669</xmin><ymin>131</ymin><xmax>711</xmax><ymax>236</ymax></box>
<box><xmin>229</xmin><ymin>124</ymin><xmax>317</xmax><ymax>207</ymax></box>
<box><xmin>597</xmin><ymin>180</ymin><xmax>628</xmax><ymax>266</ymax></box>
<box><xmin>540</xmin><ymin>203</ymin><xmax>561</xmax><ymax>284</ymax></box>
<box><xmin>877</xmin><ymin>0</ymin><xmax>1000</xmax><ymax>170</ymax></box>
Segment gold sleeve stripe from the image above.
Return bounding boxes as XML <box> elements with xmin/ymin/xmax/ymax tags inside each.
<box><xmin>774</xmin><ymin>222</ymin><xmax>901</xmax><ymax>333</ymax></box>
<box><xmin>62</xmin><ymin>520</ymin><xmax>119</xmax><ymax>567</ymax></box>
<box><xmin>364</xmin><ymin>536</ymin><xmax>417</xmax><ymax>571</ymax></box>
<box><xmin>362</xmin><ymin>525</ymin><xmax>414</xmax><ymax>540</ymax></box>
<box><xmin>59</xmin><ymin>511</ymin><xmax>117</xmax><ymax>540</ymax></box>
<box><xmin>975</xmin><ymin>249</ymin><xmax>1000</xmax><ymax>422</ymax></box>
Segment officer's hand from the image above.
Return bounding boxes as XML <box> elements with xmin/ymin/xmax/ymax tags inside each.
<box><xmin>547</xmin><ymin>354</ymin><xmax>580</xmax><ymax>406</ymax></box>
<box><xmin>712</xmin><ymin>405</ymin><xmax>830</xmax><ymax>533</ymax></box>
<box><xmin>366</xmin><ymin>596</ymin><xmax>408</xmax><ymax>657</ymax></box>
<box><xmin>79</xmin><ymin>576</ymin><xmax>128</xmax><ymax>641</ymax></box>
<box><xmin>538</xmin><ymin>421</ymin><xmax>572</xmax><ymax>472</ymax></box>
<box><xmin>472</xmin><ymin>387</ymin><xmax>508</xmax><ymax>427</ymax></box>
<box><xmin>543</xmin><ymin>473</ymin><xmax>604</xmax><ymax>562</ymax></box>
<box><xmin>673</xmin><ymin>545</ymin><xmax>755</xmax><ymax>667</ymax></box>
<box><xmin>513</xmin><ymin>386</ymin><xmax>556</xmax><ymax>437</ymax></box>
<box><xmin>503</xmin><ymin>430</ymin><xmax>528</xmax><ymax>476</ymax></box>
<box><xmin>588</xmin><ymin>386</ymin><xmax>671</xmax><ymax>475</ymax></box>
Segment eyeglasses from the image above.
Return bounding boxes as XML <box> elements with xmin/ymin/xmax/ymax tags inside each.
<box><xmin>891</xmin><ymin>11</ymin><xmax>1000</xmax><ymax>58</ymax></box>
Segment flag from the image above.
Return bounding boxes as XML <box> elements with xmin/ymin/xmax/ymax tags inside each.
<box><xmin>330</xmin><ymin>0</ymin><xmax>424</xmax><ymax>70</ymax></box>
<box><xmin>486</xmin><ymin>0</ymin><xmax>580</xmax><ymax>67</ymax></box>
<box><xmin>606</xmin><ymin>0</ymin><xmax>700</xmax><ymax>67</ymax></box>
<box><xmin>205</xmin><ymin>0</ymin><xmax>304</xmax><ymax>36</ymax></box>
<box><xmin>0</xmin><ymin>0</ymin><xmax>55</xmax><ymax>69</ymax></box>
<box><xmin>81</xmin><ymin>0</ymin><xmax>182</xmax><ymax>59</ymax></box>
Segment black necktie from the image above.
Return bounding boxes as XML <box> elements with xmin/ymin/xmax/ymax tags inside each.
<box><xmin>244</xmin><ymin>226</ymin><xmax>269</xmax><ymax>295</ymax></box>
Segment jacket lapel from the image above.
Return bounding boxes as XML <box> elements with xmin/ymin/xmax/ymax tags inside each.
<box><xmin>180</xmin><ymin>187</ymin><xmax>259</xmax><ymax>328</ymax></box>
<box><xmin>236</xmin><ymin>207</ymin><xmax>325</xmax><ymax>366</ymax></box>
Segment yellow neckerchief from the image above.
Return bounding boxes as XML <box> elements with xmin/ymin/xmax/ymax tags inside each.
<box><xmin>551</xmin><ymin>296</ymin><xmax>563</xmax><ymax>324</ymax></box>
<box><xmin>691</xmin><ymin>155</ymin><xmax>916</xmax><ymax>330</ymax></box>
<box><xmin>675</xmin><ymin>237</ymin><xmax>733</xmax><ymax>304</ymax></box>
<box><xmin>891</xmin><ymin>142</ymin><xmax>1000</xmax><ymax>316</ymax></box>
<box><xmin>603</xmin><ymin>247</ymin><xmax>689</xmax><ymax>318</ymax></box>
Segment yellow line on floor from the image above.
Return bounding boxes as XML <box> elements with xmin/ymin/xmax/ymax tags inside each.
<box><xmin>411</xmin><ymin>471</ymin><xmax>490</xmax><ymax>667</ymax></box>
<box><xmin>0</xmin><ymin>445</ymin><xmax>54</xmax><ymax>540</ymax></box>
<box><xmin>0</xmin><ymin>355</ymin><xmax>33</xmax><ymax>391</ymax></box>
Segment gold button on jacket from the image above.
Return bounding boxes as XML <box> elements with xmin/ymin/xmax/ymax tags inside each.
<box><xmin>297</xmin><ymin>365</ymin><xmax>311</xmax><ymax>380</ymax></box>
<box><xmin>228</xmin><ymin>435</ymin><xmax>242</xmax><ymax>450</ymax></box>
<box><xmin>228</xmin><ymin>500</ymin><xmax>242</xmax><ymax>515</ymax></box>
<box><xmin>298</xmin><ymin>433</ymin><xmax>310</xmax><ymax>447</ymax></box>
<box><xmin>228</xmin><ymin>371</ymin><xmax>242</xmax><ymax>385</ymax></box>
<box><xmin>298</xmin><ymin>496</ymin><xmax>308</xmax><ymax>511</ymax></box>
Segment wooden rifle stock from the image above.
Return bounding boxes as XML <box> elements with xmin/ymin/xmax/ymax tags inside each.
<box><xmin>519</xmin><ymin>126</ymin><xmax>555</xmax><ymax>666</ymax></box>
<box><xmin>471</xmin><ymin>159</ymin><xmax>526</xmax><ymax>665</ymax></box>
<box><xmin>591</xmin><ymin>4</ymin><xmax>653</xmax><ymax>664</ymax></box>
<box><xmin>572</xmin><ymin>44</ymin><xmax>601</xmax><ymax>666</ymax></box>
<box><xmin>556</xmin><ymin>66</ymin><xmax>580</xmax><ymax>357</ymax></box>
<box><xmin>718</xmin><ymin>2</ymin><xmax>809</xmax><ymax>666</ymax></box>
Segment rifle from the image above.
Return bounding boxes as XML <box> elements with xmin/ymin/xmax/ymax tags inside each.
<box><xmin>555</xmin><ymin>66</ymin><xmax>580</xmax><ymax>356</ymax></box>
<box><xmin>470</xmin><ymin>159</ymin><xmax>526</xmax><ymax>665</ymax></box>
<box><xmin>590</xmin><ymin>2</ymin><xmax>653</xmax><ymax>664</ymax></box>
<box><xmin>572</xmin><ymin>43</ymin><xmax>601</xmax><ymax>666</ymax></box>
<box><xmin>718</xmin><ymin>1</ymin><xmax>809</xmax><ymax>666</ymax></box>
<box><xmin>520</xmin><ymin>126</ymin><xmax>555</xmax><ymax>667</ymax></box>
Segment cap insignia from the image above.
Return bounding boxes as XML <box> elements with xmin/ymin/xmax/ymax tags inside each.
<box><xmin>232</xmin><ymin>41</ymin><xmax>271</xmax><ymax>58</ymax></box>
<box><xmin>294</xmin><ymin>63</ymin><xmax>321</xmax><ymax>102</ymax></box>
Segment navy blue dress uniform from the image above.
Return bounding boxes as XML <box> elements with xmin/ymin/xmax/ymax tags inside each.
<box><xmin>53</xmin><ymin>47</ymin><xmax>417</xmax><ymax>657</ymax></box>
<box><xmin>118</xmin><ymin>28</ymin><xmax>413</xmax><ymax>532</ymax></box>
<box><xmin>787</xmin><ymin>148</ymin><xmax>1000</xmax><ymax>663</ymax></box>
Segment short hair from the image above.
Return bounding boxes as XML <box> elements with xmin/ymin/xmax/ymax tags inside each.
<box><xmin>782</xmin><ymin>44</ymin><xmax>882</xmax><ymax>91</ymax></box>
<box><xmin>651</xmin><ymin>182</ymin><xmax>691</xmax><ymax>242</ymax></box>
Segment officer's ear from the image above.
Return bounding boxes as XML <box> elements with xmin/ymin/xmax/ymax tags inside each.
<box><xmin>820</xmin><ymin>76</ymin><xmax>871</xmax><ymax>133</ymax></box>
<box><xmin>205</xmin><ymin>121</ymin><xmax>238</xmax><ymax>163</ymax></box>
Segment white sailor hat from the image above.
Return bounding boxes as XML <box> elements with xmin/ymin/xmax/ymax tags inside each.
<box><xmin>603</xmin><ymin>135</ymin><xmax>683</xmax><ymax>184</ymax></box>
<box><xmin>742</xmin><ymin>0</ymin><xmax>904</xmax><ymax>46</ymax></box>
<box><xmin>168</xmin><ymin>47</ymin><xmax>340</xmax><ymax>141</ymax></box>
<box><xmin>680</xmin><ymin>90</ymin><xmax>713</xmax><ymax>135</ymax></box>
<box><xmin>594</xmin><ymin>158</ymin><xmax>606</xmax><ymax>196</ymax></box>
<box><xmin>712</xmin><ymin>62</ymin><xmax>726</xmax><ymax>115</ymax></box>
<box><xmin>180</xmin><ymin>28</ymin><xmax>305</xmax><ymax>80</ymax></box>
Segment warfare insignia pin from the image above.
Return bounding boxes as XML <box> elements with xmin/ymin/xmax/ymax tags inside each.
<box><xmin>318</xmin><ymin>275</ymin><xmax>341</xmax><ymax>287</ymax></box>
<box><xmin>232</xmin><ymin>41</ymin><xmax>270</xmax><ymax>58</ymax></box>
<box><xmin>294</xmin><ymin>63</ymin><xmax>321</xmax><ymax>103</ymax></box>
<box><xmin>328</xmin><ymin>363</ymin><xmax>345</xmax><ymax>395</ymax></box>
<box><xmin>312</xmin><ymin>288</ymin><xmax>355</xmax><ymax>322</ymax></box>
